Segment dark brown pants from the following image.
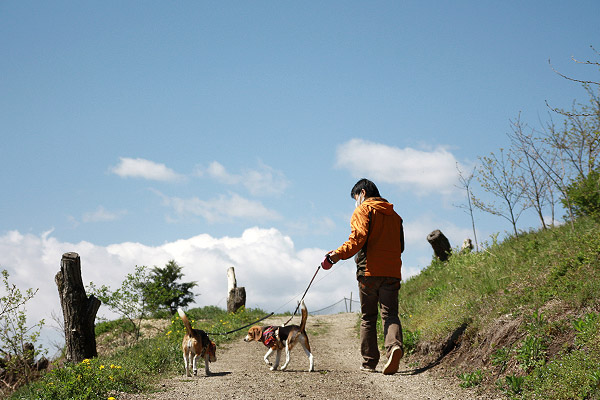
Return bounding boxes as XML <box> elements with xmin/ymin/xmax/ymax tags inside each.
<box><xmin>358</xmin><ymin>276</ymin><xmax>403</xmax><ymax>368</ymax></box>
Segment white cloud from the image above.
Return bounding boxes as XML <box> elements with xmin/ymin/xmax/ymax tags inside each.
<box><xmin>0</xmin><ymin>228</ymin><xmax>356</xmax><ymax>351</ymax></box>
<box><xmin>111</xmin><ymin>157</ymin><xmax>182</xmax><ymax>182</ymax></box>
<box><xmin>201</xmin><ymin>161</ymin><xmax>289</xmax><ymax>196</ymax></box>
<box><xmin>335</xmin><ymin>139</ymin><xmax>460</xmax><ymax>195</ymax></box>
<box><xmin>157</xmin><ymin>191</ymin><xmax>281</xmax><ymax>223</ymax></box>
<box><xmin>82</xmin><ymin>206</ymin><xmax>126</xmax><ymax>223</ymax></box>
<box><xmin>206</xmin><ymin>161</ymin><xmax>239</xmax><ymax>185</ymax></box>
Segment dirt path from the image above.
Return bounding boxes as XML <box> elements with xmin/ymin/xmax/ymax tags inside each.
<box><xmin>121</xmin><ymin>313</ymin><xmax>498</xmax><ymax>400</ymax></box>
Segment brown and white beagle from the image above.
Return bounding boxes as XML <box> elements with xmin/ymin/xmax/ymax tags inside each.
<box><xmin>178</xmin><ymin>308</ymin><xmax>217</xmax><ymax>377</ymax></box>
<box><xmin>244</xmin><ymin>300</ymin><xmax>314</xmax><ymax>372</ymax></box>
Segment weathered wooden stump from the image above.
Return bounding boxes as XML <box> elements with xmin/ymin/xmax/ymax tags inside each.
<box><xmin>226</xmin><ymin>266</ymin><xmax>246</xmax><ymax>313</ymax></box>
<box><xmin>55</xmin><ymin>252</ymin><xmax>101</xmax><ymax>362</ymax></box>
<box><xmin>427</xmin><ymin>230</ymin><xmax>452</xmax><ymax>261</ymax></box>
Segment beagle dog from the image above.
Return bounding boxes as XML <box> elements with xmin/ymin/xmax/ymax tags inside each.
<box><xmin>177</xmin><ymin>308</ymin><xmax>217</xmax><ymax>377</ymax></box>
<box><xmin>244</xmin><ymin>300</ymin><xmax>314</xmax><ymax>372</ymax></box>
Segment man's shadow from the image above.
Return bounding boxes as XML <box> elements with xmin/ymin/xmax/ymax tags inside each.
<box><xmin>398</xmin><ymin>322</ymin><xmax>467</xmax><ymax>376</ymax></box>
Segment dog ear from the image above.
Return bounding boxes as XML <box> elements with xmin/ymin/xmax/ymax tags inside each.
<box><xmin>251</xmin><ymin>326</ymin><xmax>262</xmax><ymax>341</ymax></box>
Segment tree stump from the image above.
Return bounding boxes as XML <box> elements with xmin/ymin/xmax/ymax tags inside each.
<box><xmin>55</xmin><ymin>252</ymin><xmax>101</xmax><ymax>362</ymax></box>
<box><xmin>226</xmin><ymin>267</ymin><xmax>246</xmax><ymax>313</ymax></box>
<box><xmin>427</xmin><ymin>230</ymin><xmax>452</xmax><ymax>261</ymax></box>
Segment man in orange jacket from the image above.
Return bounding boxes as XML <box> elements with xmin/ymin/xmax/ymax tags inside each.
<box><xmin>326</xmin><ymin>178</ymin><xmax>404</xmax><ymax>374</ymax></box>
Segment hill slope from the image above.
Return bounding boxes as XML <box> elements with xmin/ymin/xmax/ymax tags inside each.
<box><xmin>399</xmin><ymin>217</ymin><xmax>600</xmax><ymax>399</ymax></box>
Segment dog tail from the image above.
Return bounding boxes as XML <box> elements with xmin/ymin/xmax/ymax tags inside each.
<box><xmin>299</xmin><ymin>300</ymin><xmax>308</xmax><ymax>332</ymax></box>
<box><xmin>177</xmin><ymin>307</ymin><xmax>195</xmax><ymax>336</ymax></box>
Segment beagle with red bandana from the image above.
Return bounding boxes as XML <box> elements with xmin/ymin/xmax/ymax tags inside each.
<box><xmin>244</xmin><ymin>301</ymin><xmax>314</xmax><ymax>372</ymax></box>
<box><xmin>178</xmin><ymin>308</ymin><xmax>217</xmax><ymax>377</ymax></box>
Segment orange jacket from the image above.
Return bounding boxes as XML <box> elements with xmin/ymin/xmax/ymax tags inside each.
<box><xmin>333</xmin><ymin>197</ymin><xmax>404</xmax><ymax>279</ymax></box>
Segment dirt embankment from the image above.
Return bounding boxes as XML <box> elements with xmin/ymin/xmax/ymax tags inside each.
<box><xmin>120</xmin><ymin>313</ymin><xmax>501</xmax><ymax>400</ymax></box>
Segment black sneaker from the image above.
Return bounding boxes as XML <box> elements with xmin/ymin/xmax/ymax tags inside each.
<box><xmin>382</xmin><ymin>346</ymin><xmax>403</xmax><ymax>375</ymax></box>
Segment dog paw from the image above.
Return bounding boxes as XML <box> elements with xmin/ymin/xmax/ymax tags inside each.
<box><xmin>270</xmin><ymin>366</ymin><xmax>278</xmax><ymax>371</ymax></box>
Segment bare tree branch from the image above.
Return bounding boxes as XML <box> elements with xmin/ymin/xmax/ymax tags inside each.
<box><xmin>454</xmin><ymin>163</ymin><xmax>479</xmax><ymax>251</ymax></box>
<box><xmin>548</xmin><ymin>58</ymin><xmax>599</xmax><ymax>86</ymax></box>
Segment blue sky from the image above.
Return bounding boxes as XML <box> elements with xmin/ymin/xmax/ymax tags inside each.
<box><xmin>1</xmin><ymin>1</ymin><xmax>599</xmax><ymax>350</ymax></box>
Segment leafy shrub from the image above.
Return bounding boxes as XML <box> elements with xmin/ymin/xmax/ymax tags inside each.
<box><xmin>563</xmin><ymin>168</ymin><xmax>600</xmax><ymax>221</ymax></box>
<box><xmin>0</xmin><ymin>269</ymin><xmax>45</xmax><ymax>394</ymax></box>
<box><xmin>516</xmin><ymin>335</ymin><xmax>547</xmax><ymax>371</ymax></box>
<box><xmin>573</xmin><ymin>312</ymin><xmax>599</xmax><ymax>347</ymax></box>
<box><xmin>403</xmin><ymin>329</ymin><xmax>421</xmax><ymax>355</ymax></box>
<box><xmin>458</xmin><ymin>369</ymin><xmax>483</xmax><ymax>388</ymax></box>
<box><xmin>18</xmin><ymin>358</ymin><xmax>140</xmax><ymax>400</ymax></box>
<box><xmin>491</xmin><ymin>346</ymin><xmax>511</xmax><ymax>373</ymax></box>
<box><xmin>498</xmin><ymin>374</ymin><xmax>524</xmax><ymax>396</ymax></box>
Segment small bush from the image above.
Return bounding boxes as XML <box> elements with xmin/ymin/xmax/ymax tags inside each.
<box><xmin>498</xmin><ymin>374</ymin><xmax>525</xmax><ymax>396</ymax></box>
<box><xmin>563</xmin><ymin>169</ymin><xmax>600</xmax><ymax>221</ymax></box>
<box><xmin>458</xmin><ymin>369</ymin><xmax>483</xmax><ymax>388</ymax></box>
<box><xmin>403</xmin><ymin>329</ymin><xmax>421</xmax><ymax>355</ymax></box>
<box><xmin>491</xmin><ymin>346</ymin><xmax>511</xmax><ymax>373</ymax></box>
<box><xmin>17</xmin><ymin>358</ymin><xmax>140</xmax><ymax>400</ymax></box>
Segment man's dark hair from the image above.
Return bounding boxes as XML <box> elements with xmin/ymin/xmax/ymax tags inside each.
<box><xmin>351</xmin><ymin>178</ymin><xmax>381</xmax><ymax>199</ymax></box>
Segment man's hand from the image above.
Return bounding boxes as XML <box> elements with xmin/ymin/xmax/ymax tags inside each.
<box><xmin>321</xmin><ymin>252</ymin><xmax>338</xmax><ymax>270</ymax></box>
<box><xmin>328</xmin><ymin>252</ymin><xmax>340</xmax><ymax>263</ymax></box>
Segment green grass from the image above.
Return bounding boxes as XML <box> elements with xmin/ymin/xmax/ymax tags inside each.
<box><xmin>398</xmin><ymin>217</ymin><xmax>600</xmax><ymax>398</ymax></box>
<box><xmin>10</xmin><ymin>306</ymin><xmax>268</xmax><ymax>400</ymax></box>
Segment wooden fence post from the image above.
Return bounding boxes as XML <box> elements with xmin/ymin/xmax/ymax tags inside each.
<box><xmin>55</xmin><ymin>252</ymin><xmax>101</xmax><ymax>362</ymax></box>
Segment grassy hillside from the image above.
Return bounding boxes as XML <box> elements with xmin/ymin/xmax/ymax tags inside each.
<box><xmin>398</xmin><ymin>217</ymin><xmax>600</xmax><ymax>399</ymax></box>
